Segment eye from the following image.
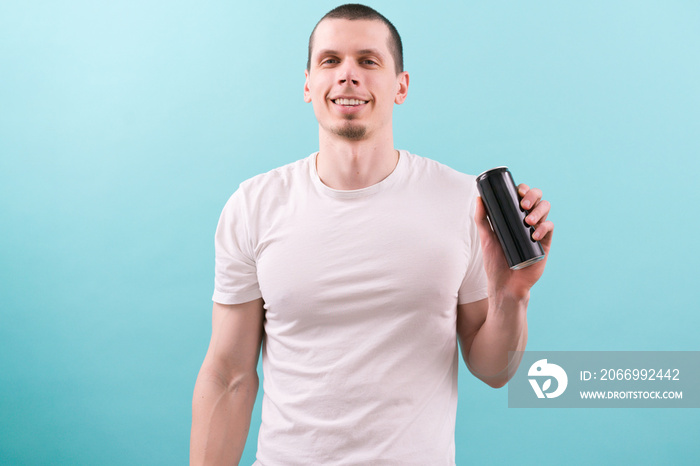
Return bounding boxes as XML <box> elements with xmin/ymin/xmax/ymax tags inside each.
<box><xmin>361</xmin><ymin>59</ymin><xmax>378</xmax><ymax>65</ymax></box>
<box><xmin>321</xmin><ymin>58</ymin><xmax>339</xmax><ymax>65</ymax></box>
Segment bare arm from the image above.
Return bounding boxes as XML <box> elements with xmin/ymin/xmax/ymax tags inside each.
<box><xmin>457</xmin><ymin>184</ymin><xmax>553</xmax><ymax>388</ymax></box>
<box><xmin>457</xmin><ymin>297</ymin><xmax>528</xmax><ymax>388</ymax></box>
<box><xmin>190</xmin><ymin>299</ymin><xmax>264</xmax><ymax>465</ymax></box>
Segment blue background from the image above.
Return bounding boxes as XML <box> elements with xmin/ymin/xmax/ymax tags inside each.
<box><xmin>1</xmin><ymin>0</ymin><xmax>698</xmax><ymax>464</ymax></box>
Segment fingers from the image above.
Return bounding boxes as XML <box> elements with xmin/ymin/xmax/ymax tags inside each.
<box><xmin>518</xmin><ymin>183</ymin><xmax>554</xmax><ymax>242</ymax></box>
<box><xmin>517</xmin><ymin>184</ymin><xmax>542</xmax><ymax>211</ymax></box>
<box><xmin>525</xmin><ymin>200</ymin><xmax>550</xmax><ymax>226</ymax></box>
<box><xmin>532</xmin><ymin>220</ymin><xmax>554</xmax><ymax>242</ymax></box>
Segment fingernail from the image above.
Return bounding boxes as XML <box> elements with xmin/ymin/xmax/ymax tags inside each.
<box><xmin>522</xmin><ymin>200</ymin><xmax>531</xmax><ymax>209</ymax></box>
<box><xmin>532</xmin><ymin>231</ymin><xmax>540</xmax><ymax>240</ymax></box>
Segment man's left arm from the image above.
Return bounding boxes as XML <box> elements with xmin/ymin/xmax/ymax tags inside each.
<box><xmin>456</xmin><ymin>184</ymin><xmax>553</xmax><ymax>388</ymax></box>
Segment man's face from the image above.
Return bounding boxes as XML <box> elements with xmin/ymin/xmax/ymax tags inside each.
<box><xmin>304</xmin><ymin>19</ymin><xmax>409</xmax><ymax>141</ymax></box>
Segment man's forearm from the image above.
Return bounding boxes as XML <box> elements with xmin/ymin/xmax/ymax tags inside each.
<box><xmin>190</xmin><ymin>369</ymin><xmax>258</xmax><ymax>465</ymax></box>
<box><xmin>464</xmin><ymin>293</ymin><xmax>529</xmax><ymax>388</ymax></box>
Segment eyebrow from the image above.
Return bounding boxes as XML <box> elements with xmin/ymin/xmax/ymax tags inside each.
<box><xmin>357</xmin><ymin>48</ymin><xmax>384</xmax><ymax>57</ymax></box>
<box><xmin>316</xmin><ymin>48</ymin><xmax>385</xmax><ymax>57</ymax></box>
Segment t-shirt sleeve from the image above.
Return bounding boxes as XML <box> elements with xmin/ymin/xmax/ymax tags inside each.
<box><xmin>212</xmin><ymin>188</ymin><xmax>263</xmax><ymax>305</ymax></box>
<box><xmin>457</xmin><ymin>196</ymin><xmax>489</xmax><ymax>305</ymax></box>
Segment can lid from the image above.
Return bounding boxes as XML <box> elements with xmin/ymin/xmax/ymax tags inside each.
<box><xmin>476</xmin><ymin>166</ymin><xmax>509</xmax><ymax>181</ymax></box>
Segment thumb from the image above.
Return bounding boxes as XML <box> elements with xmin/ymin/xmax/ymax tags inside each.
<box><xmin>475</xmin><ymin>196</ymin><xmax>500</xmax><ymax>255</ymax></box>
<box><xmin>475</xmin><ymin>196</ymin><xmax>495</xmax><ymax>239</ymax></box>
<box><xmin>475</xmin><ymin>196</ymin><xmax>509</xmax><ymax>270</ymax></box>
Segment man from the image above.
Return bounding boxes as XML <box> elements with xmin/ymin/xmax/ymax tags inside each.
<box><xmin>191</xmin><ymin>4</ymin><xmax>553</xmax><ymax>465</ymax></box>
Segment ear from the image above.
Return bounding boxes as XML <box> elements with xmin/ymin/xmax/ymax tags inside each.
<box><xmin>304</xmin><ymin>69</ymin><xmax>312</xmax><ymax>103</ymax></box>
<box><xmin>394</xmin><ymin>71</ymin><xmax>409</xmax><ymax>105</ymax></box>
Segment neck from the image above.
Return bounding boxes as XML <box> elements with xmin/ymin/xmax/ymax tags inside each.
<box><xmin>316</xmin><ymin>130</ymin><xmax>399</xmax><ymax>190</ymax></box>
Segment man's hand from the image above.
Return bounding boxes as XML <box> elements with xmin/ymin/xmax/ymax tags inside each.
<box><xmin>475</xmin><ymin>184</ymin><xmax>554</xmax><ymax>299</ymax></box>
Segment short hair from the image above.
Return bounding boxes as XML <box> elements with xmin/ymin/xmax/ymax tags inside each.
<box><xmin>306</xmin><ymin>3</ymin><xmax>404</xmax><ymax>75</ymax></box>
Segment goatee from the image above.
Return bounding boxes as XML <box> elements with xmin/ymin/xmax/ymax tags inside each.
<box><xmin>333</xmin><ymin>123</ymin><xmax>367</xmax><ymax>141</ymax></box>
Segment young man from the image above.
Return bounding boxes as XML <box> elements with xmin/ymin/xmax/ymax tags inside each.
<box><xmin>191</xmin><ymin>4</ymin><xmax>553</xmax><ymax>465</ymax></box>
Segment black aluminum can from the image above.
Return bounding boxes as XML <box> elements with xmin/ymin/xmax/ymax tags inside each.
<box><xmin>475</xmin><ymin>167</ymin><xmax>545</xmax><ymax>270</ymax></box>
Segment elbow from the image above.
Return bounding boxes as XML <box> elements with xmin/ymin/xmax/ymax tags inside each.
<box><xmin>226</xmin><ymin>371</ymin><xmax>259</xmax><ymax>395</ymax></box>
<box><xmin>465</xmin><ymin>355</ymin><xmax>514</xmax><ymax>389</ymax></box>
<box><xmin>469</xmin><ymin>364</ymin><xmax>514</xmax><ymax>389</ymax></box>
<box><xmin>196</xmin><ymin>364</ymin><xmax>259</xmax><ymax>397</ymax></box>
<box><xmin>482</xmin><ymin>377</ymin><xmax>509</xmax><ymax>389</ymax></box>
<box><xmin>219</xmin><ymin>369</ymin><xmax>260</xmax><ymax>397</ymax></box>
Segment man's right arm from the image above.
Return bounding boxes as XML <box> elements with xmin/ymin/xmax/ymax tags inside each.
<box><xmin>190</xmin><ymin>298</ymin><xmax>264</xmax><ymax>465</ymax></box>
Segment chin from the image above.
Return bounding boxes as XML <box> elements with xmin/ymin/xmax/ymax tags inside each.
<box><xmin>332</xmin><ymin>123</ymin><xmax>368</xmax><ymax>141</ymax></box>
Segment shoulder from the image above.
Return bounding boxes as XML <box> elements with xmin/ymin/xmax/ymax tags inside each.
<box><xmin>238</xmin><ymin>155</ymin><xmax>313</xmax><ymax>198</ymax></box>
<box><xmin>401</xmin><ymin>151</ymin><xmax>478</xmax><ymax>196</ymax></box>
<box><xmin>219</xmin><ymin>155</ymin><xmax>313</xmax><ymax>217</ymax></box>
<box><xmin>231</xmin><ymin>155</ymin><xmax>313</xmax><ymax>204</ymax></box>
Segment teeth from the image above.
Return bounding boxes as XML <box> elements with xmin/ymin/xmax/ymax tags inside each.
<box><xmin>334</xmin><ymin>98</ymin><xmax>367</xmax><ymax>106</ymax></box>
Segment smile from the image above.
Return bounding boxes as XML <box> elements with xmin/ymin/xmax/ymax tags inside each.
<box><xmin>332</xmin><ymin>98</ymin><xmax>368</xmax><ymax>106</ymax></box>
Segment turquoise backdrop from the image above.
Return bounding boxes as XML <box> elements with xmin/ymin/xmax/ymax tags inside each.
<box><xmin>1</xmin><ymin>0</ymin><xmax>698</xmax><ymax>464</ymax></box>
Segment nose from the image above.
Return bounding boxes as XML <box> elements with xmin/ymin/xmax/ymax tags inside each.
<box><xmin>337</xmin><ymin>61</ymin><xmax>360</xmax><ymax>86</ymax></box>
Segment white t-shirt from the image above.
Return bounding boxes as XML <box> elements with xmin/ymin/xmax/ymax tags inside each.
<box><xmin>213</xmin><ymin>150</ymin><xmax>488</xmax><ymax>465</ymax></box>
